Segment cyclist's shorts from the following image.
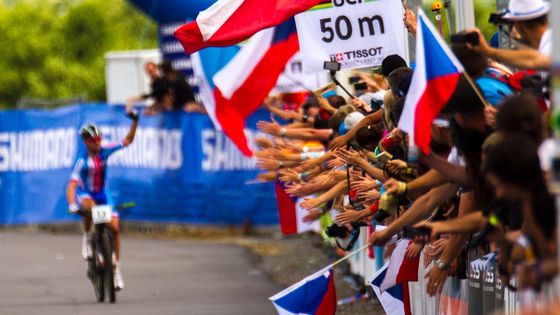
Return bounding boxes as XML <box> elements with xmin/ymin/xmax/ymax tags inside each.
<box><xmin>77</xmin><ymin>189</ymin><xmax>119</xmax><ymax>218</ymax></box>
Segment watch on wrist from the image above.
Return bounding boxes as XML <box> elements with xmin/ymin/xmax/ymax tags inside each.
<box><xmin>280</xmin><ymin>128</ymin><xmax>287</xmax><ymax>137</ymax></box>
<box><xmin>436</xmin><ymin>259</ymin><xmax>449</xmax><ymax>270</ymax></box>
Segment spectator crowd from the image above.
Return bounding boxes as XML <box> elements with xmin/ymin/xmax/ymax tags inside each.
<box><xmin>253</xmin><ymin>0</ymin><xmax>559</xmax><ymax>313</ymax></box>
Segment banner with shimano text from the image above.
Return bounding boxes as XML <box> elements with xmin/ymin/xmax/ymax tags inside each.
<box><xmin>0</xmin><ymin>104</ymin><xmax>278</xmax><ymax>225</ymax></box>
<box><xmin>295</xmin><ymin>0</ymin><xmax>407</xmax><ymax>73</ymax></box>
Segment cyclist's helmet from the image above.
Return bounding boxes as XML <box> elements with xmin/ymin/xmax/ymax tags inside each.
<box><xmin>80</xmin><ymin>124</ymin><xmax>101</xmax><ymax>140</ymax></box>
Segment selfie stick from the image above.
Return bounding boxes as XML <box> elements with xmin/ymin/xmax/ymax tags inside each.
<box><xmin>329</xmin><ymin>70</ymin><xmax>355</xmax><ymax>99</ymax></box>
<box><xmin>443</xmin><ymin>0</ymin><xmax>454</xmax><ymax>35</ymax></box>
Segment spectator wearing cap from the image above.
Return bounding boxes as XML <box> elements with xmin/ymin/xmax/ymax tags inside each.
<box><xmin>467</xmin><ymin>0</ymin><xmax>551</xmax><ymax>70</ymax></box>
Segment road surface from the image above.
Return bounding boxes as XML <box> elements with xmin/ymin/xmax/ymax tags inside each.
<box><xmin>0</xmin><ymin>231</ymin><xmax>281</xmax><ymax>315</ymax></box>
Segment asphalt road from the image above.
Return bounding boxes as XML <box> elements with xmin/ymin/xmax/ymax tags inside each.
<box><xmin>0</xmin><ymin>231</ymin><xmax>281</xmax><ymax>315</ymax></box>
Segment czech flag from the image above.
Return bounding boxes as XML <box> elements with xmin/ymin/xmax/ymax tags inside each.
<box><xmin>174</xmin><ymin>0</ymin><xmax>323</xmax><ymax>54</ymax></box>
<box><xmin>191</xmin><ymin>19</ymin><xmax>299</xmax><ymax>156</ymax></box>
<box><xmin>270</xmin><ymin>268</ymin><xmax>336</xmax><ymax>315</ymax></box>
<box><xmin>398</xmin><ymin>9</ymin><xmax>463</xmax><ymax>154</ymax></box>
<box><xmin>370</xmin><ymin>264</ymin><xmax>412</xmax><ymax>315</ymax></box>
<box><xmin>274</xmin><ymin>182</ymin><xmax>320</xmax><ymax>235</ymax></box>
<box><xmin>380</xmin><ymin>239</ymin><xmax>420</xmax><ymax>292</ymax></box>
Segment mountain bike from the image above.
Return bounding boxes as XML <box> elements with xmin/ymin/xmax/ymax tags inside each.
<box><xmin>76</xmin><ymin>202</ymin><xmax>134</xmax><ymax>303</ymax></box>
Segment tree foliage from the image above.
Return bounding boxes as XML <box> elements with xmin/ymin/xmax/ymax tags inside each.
<box><xmin>0</xmin><ymin>0</ymin><xmax>158</xmax><ymax>108</ymax></box>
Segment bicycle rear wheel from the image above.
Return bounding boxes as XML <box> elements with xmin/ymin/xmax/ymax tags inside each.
<box><xmin>100</xmin><ymin>231</ymin><xmax>116</xmax><ymax>303</ymax></box>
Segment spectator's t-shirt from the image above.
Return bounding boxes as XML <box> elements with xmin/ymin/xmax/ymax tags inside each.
<box><xmin>538</xmin><ymin>138</ymin><xmax>555</xmax><ymax>172</ymax></box>
<box><xmin>538</xmin><ymin>28</ymin><xmax>552</xmax><ymax>56</ymax></box>
<box><xmin>447</xmin><ymin>147</ymin><xmax>465</xmax><ymax>166</ymax></box>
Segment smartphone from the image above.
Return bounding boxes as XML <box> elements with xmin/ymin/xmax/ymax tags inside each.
<box><xmin>370</xmin><ymin>99</ymin><xmax>382</xmax><ymax>112</ymax></box>
<box><xmin>353</xmin><ymin>82</ymin><xmax>367</xmax><ymax>90</ymax></box>
<box><xmin>348</xmin><ymin>76</ymin><xmax>361</xmax><ymax>84</ymax></box>
<box><xmin>450</xmin><ymin>32</ymin><xmax>479</xmax><ymax>46</ymax></box>
<box><xmin>376</xmin><ymin>151</ymin><xmax>393</xmax><ymax>164</ymax></box>
<box><xmin>323</xmin><ymin>61</ymin><xmax>341</xmax><ymax>71</ymax></box>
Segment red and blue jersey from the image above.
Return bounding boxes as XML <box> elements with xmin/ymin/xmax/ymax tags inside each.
<box><xmin>70</xmin><ymin>143</ymin><xmax>125</xmax><ymax>193</ymax></box>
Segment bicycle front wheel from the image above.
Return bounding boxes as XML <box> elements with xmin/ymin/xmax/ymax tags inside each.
<box><xmin>100</xmin><ymin>231</ymin><xmax>116</xmax><ymax>303</ymax></box>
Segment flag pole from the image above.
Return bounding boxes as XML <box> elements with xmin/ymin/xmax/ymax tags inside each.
<box><xmin>329</xmin><ymin>243</ymin><xmax>370</xmax><ymax>268</ymax></box>
<box><xmin>269</xmin><ymin>243</ymin><xmax>370</xmax><ymax>301</ymax></box>
<box><xmin>462</xmin><ymin>72</ymin><xmax>491</xmax><ymax>107</ymax></box>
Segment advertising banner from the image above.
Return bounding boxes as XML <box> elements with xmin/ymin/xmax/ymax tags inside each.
<box><xmin>0</xmin><ymin>104</ymin><xmax>278</xmax><ymax>225</ymax></box>
<box><xmin>295</xmin><ymin>0</ymin><xmax>407</xmax><ymax>73</ymax></box>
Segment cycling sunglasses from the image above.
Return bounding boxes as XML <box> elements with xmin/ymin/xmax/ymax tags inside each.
<box><xmin>85</xmin><ymin>136</ymin><xmax>102</xmax><ymax>144</ymax></box>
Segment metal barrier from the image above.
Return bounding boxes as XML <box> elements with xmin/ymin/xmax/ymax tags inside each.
<box><xmin>342</xmin><ymin>236</ymin><xmax>559</xmax><ymax>314</ymax></box>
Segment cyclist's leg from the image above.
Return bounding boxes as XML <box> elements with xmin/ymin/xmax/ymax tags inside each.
<box><xmin>79</xmin><ymin>197</ymin><xmax>95</xmax><ymax>232</ymax></box>
<box><xmin>77</xmin><ymin>196</ymin><xmax>96</xmax><ymax>259</ymax></box>
<box><xmin>109</xmin><ymin>213</ymin><xmax>124</xmax><ymax>289</ymax></box>
<box><xmin>108</xmin><ymin>215</ymin><xmax>121</xmax><ymax>262</ymax></box>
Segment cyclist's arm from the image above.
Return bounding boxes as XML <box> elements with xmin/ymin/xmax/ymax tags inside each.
<box><xmin>67</xmin><ymin>158</ymin><xmax>85</xmax><ymax>207</ymax></box>
<box><xmin>123</xmin><ymin>116</ymin><xmax>139</xmax><ymax>146</ymax></box>
<box><xmin>67</xmin><ymin>180</ymin><xmax>78</xmax><ymax>207</ymax></box>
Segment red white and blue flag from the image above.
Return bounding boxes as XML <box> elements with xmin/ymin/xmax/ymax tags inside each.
<box><xmin>370</xmin><ymin>264</ymin><xmax>412</xmax><ymax>315</ymax></box>
<box><xmin>191</xmin><ymin>19</ymin><xmax>299</xmax><ymax>156</ymax></box>
<box><xmin>380</xmin><ymin>239</ymin><xmax>420</xmax><ymax>292</ymax></box>
<box><xmin>269</xmin><ymin>268</ymin><xmax>336</xmax><ymax>315</ymax></box>
<box><xmin>398</xmin><ymin>9</ymin><xmax>463</xmax><ymax>154</ymax></box>
<box><xmin>274</xmin><ymin>182</ymin><xmax>320</xmax><ymax>235</ymax></box>
<box><xmin>174</xmin><ymin>0</ymin><xmax>323</xmax><ymax>54</ymax></box>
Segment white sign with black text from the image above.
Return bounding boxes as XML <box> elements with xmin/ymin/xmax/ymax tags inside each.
<box><xmin>295</xmin><ymin>0</ymin><xmax>407</xmax><ymax>74</ymax></box>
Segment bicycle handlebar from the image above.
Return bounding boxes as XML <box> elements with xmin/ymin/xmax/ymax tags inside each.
<box><xmin>72</xmin><ymin>202</ymin><xmax>136</xmax><ymax>218</ymax></box>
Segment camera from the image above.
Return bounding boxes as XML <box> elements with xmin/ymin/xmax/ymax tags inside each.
<box><xmin>323</xmin><ymin>61</ymin><xmax>341</xmax><ymax>72</ymax></box>
<box><xmin>450</xmin><ymin>32</ymin><xmax>479</xmax><ymax>46</ymax></box>
<box><xmin>325</xmin><ymin>223</ymin><xmax>349</xmax><ymax>238</ymax></box>
<box><xmin>489</xmin><ymin>12</ymin><xmax>513</xmax><ymax>26</ymax></box>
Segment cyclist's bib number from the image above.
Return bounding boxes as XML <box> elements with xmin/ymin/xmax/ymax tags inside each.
<box><xmin>92</xmin><ymin>205</ymin><xmax>112</xmax><ymax>224</ymax></box>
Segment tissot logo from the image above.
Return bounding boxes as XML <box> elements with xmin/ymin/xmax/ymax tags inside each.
<box><xmin>329</xmin><ymin>53</ymin><xmax>344</xmax><ymax>62</ymax></box>
<box><xmin>330</xmin><ymin>47</ymin><xmax>382</xmax><ymax>62</ymax></box>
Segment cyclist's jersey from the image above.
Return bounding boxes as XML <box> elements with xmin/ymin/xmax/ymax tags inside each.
<box><xmin>70</xmin><ymin>142</ymin><xmax>125</xmax><ymax>193</ymax></box>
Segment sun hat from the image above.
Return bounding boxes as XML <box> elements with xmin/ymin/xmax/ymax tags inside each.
<box><xmin>344</xmin><ymin>112</ymin><xmax>365</xmax><ymax>130</ymax></box>
<box><xmin>503</xmin><ymin>0</ymin><xmax>550</xmax><ymax>21</ymax></box>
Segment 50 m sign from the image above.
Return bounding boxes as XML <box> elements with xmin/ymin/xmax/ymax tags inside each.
<box><xmin>295</xmin><ymin>0</ymin><xmax>407</xmax><ymax>73</ymax></box>
<box><xmin>320</xmin><ymin>14</ymin><xmax>385</xmax><ymax>43</ymax></box>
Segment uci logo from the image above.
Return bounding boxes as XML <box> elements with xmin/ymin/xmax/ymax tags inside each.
<box><xmin>332</xmin><ymin>0</ymin><xmax>367</xmax><ymax>7</ymax></box>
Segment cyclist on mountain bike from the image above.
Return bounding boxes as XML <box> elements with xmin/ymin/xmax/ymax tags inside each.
<box><xmin>66</xmin><ymin>111</ymin><xmax>139</xmax><ymax>290</ymax></box>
